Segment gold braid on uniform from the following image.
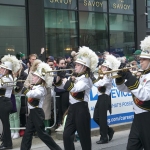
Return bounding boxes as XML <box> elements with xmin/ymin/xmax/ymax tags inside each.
<box><xmin>64</xmin><ymin>80</ymin><xmax>74</xmax><ymax>91</ymax></box>
<box><xmin>22</xmin><ymin>87</ymin><xmax>30</xmax><ymax>95</ymax></box>
<box><xmin>125</xmin><ymin>68</ymin><xmax>150</xmax><ymax>90</ymax></box>
<box><xmin>125</xmin><ymin>76</ymin><xmax>139</xmax><ymax>90</ymax></box>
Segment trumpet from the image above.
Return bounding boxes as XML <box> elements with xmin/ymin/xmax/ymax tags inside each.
<box><xmin>45</xmin><ymin>69</ymin><xmax>75</xmax><ymax>74</ymax></box>
<box><xmin>98</xmin><ymin>66</ymin><xmax>137</xmax><ymax>79</ymax></box>
<box><xmin>41</xmin><ymin>68</ymin><xmax>75</xmax><ymax>76</ymax></box>
<box><xmin>1</xmin><ymin>80</ymin><xmax>26</xmax><ymax>86</ymax></box>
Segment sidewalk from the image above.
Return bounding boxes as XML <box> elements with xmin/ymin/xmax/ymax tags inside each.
<box><xmin>12</xmin><ymin>129</ymin><xmax>130</xmax><ymax>150</ymax></box>
<box><xmin>11</xmin><ymin>123</ymin><xmax>131</xmax><ymax>150</ymax></box>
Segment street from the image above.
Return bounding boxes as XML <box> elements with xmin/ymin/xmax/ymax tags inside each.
<box><xmin>12</xmin><ymin>129</ymin><xmax>130</xmax><ymax>150</ymax></box>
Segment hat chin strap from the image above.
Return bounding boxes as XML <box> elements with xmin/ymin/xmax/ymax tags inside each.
<box><xmin>145</xmin><ymin>62</ymin><xmax>150</xmax><ymax>70</ymax></box>
<box><xmin>78</xmin><ymin>65</ymin><xmax>84</xmax><ymax>74</ymax></box>
<box><xmin>35</xmin><ymin>77</ymin><xmax>40</xmax><ymax>85</ymax></box>
<box><xmin>1</xmin><ymin>69</ymin><xmax>6</xmax><ymax>76</ymax></box>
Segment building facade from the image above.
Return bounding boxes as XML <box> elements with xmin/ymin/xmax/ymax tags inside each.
<box><xmin>0</xmin><ymin>0</ymin><xmax>146</xmax><ymax>59</ymax></box>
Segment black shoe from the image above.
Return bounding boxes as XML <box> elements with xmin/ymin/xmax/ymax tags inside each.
<box><xmin>108</xmin><ymin>130</ymin><xmax>114</xmax><ymax>141</ymax></box>
<box><xmin>0</xmin><ymin>146</ymin><xmax>13</xmax><ymax>149</ymax></box>
<box><xmin>96</xmin><ymin>139</ymin><xmax>108</xmax><ymax>144</ymax></box>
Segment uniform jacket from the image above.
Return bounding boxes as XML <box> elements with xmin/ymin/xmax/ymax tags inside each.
<box><xmin>55</xmin><ymin>73</ymin><xmax>93</xmax><ymax>104</ymax></box>
<box><xmin>0</xmin><ymin>74</ymin><xmax>13</xmax><ymax>98</ymax></box>
<box><xmin>116</xmin><ymin>69</ymin><xmax>150</xmax><ymax>114</ymax></box>
<box><xmin>26</xmin><ymin>84</ymin><xmax>47</xmax><ymax>109</ymax></box>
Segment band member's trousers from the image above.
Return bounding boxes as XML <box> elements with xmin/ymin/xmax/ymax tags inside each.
<box><xmin>93</xmin><ymin>94</ymin><xmax>112</xmax><ymax>140</ymax></box>
<box><xmin>21</xmin><ymin>108</ymin><xmax>62</xmax><ymax>150</ymax></box>
<box><xmin>63</xmin><ymin>101</ymin><xmax>91</xmax><ymax>150</ymax></box>
<box><xmin>0</xmin><ymin>97</ymin><xmax>13</xmax><ymax>147</ymax></box>
<box><xmin>127</xmin><ymin>112</ymin><xmax>150</xmax><ymax>150</ymax></box>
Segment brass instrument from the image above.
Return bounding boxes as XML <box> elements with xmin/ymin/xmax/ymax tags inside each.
<box><xmin>45</xmin><ymin>69</ymin><xmax>75</xmax><ymax>74</ymax></box>
<box><xmin>98</xmin><ymin>66</ymin><xmax>137</xmax><ymax>79</ymax></box>
<box><xmin>42</xmin><ymin>68</ymin><xmax>75</xmax><ymax>77</ymax></box>
<box><xmin>1</xmin><ymin>80</ymin><xmax>26</xmax><ymax>87</ymax></box>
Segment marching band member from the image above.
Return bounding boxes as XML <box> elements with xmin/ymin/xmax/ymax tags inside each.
<box><xmin>92</xmin><ymin>55</ymin><xmax>120</xmax><ymax>144</ymax></box>
<box><xmin>55</xmin><ymin>46</ymin><xmax>98</xmax><ymax>150</ymax></box>
<box><xmin>116</xmin><ymin>36</ymin><xmax>150</xmax><ymax>150</ymax></box>
<box><xmin>20</xmin><ymin>62</ymin><xmax>62</xmax><ymax>150</ymax></box>
<box><xmin>0</xmin><ymin>55</ymin><xmax>20</xmax><ymax>149</ymax></box>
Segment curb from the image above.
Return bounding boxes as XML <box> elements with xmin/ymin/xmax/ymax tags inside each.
<box><xmin>55</xmin><ymin>122</ymin><xmax>132</xmax><ymax>140</ymax></box>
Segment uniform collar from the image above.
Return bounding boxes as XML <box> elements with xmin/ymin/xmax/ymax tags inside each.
<box><xmin>142</xmin><ymin>68</ymin><xmax>150</xmax><ymax>75</ymax></box>
<box><xmin>77</xmin><ymin>72</ymin><xmax>89</xmax><ymax>77</ymax></box>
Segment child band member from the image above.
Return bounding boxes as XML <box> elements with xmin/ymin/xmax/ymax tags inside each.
<box><xmin>116</xmin><ymin>36</ymin><xmax>150</xmax><ymax>150</ymax></box>
<box><xmin>0</xmin><ymin>55</ymin><xmax>20</xmax><ymax>150</ymax></box>
<box><xmin>21</xmin><ymin>62</ymin><xmax>62</xmax><ymax>150</ymax></box>
<box><xmin>55</xmin><ymin>46</ymin><xmax>98</xmax><ymax>150</ymax></box>
<box><xmin>92</xmin><ymin>55</ymin><xmax>120</xmax><ymax>144</ymax></box>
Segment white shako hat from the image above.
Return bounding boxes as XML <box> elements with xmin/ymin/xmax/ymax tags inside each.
<box><xmin>0</xmin><ymin>54</ymin><xmax>21</xmax><ymax>73</ymax></box>
<box><xmin>75</xmin><ymin>46</ymin><xmax>98</xmax><ymax>72</ymax></box>
<box><xmin>140</xmin><ymin>36</ymin><xmax>150</xmax><ymax>59</ymax></box>
<box><xmin>32</xmin><ymin>62</ymin><xmax>53</xmax><ymax>87</ymax></box>
<box><xmin>102</xmin><ymin>54</ymin><xmax>121</xmax><ymax>76</ymax></box>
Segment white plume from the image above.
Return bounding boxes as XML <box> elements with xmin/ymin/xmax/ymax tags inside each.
<box><xmin>37</xmin><ymin>62</ymin><xmax>53</xmax><ymax>88</ymax></box>
<box><xmin>1</xmin><ymin>54</ymin><xmax>21</xmax><ymax>73</ymax></box>
<box><xmin>140</xmin><ymin>36</ymin><xmax>150</xmax><ymax>51</ymax></box>
<box><xmin>105</xmin><ymin>55</ymin><xmax>121</xmax><ymax>76</ymax></box>
<box><xmin>78</xmin><ymin>46</ymin><xmax>98</xmax><ymax>72</ymax></box>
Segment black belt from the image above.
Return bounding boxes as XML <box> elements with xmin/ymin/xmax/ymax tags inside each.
<box><xmin>28</xmin><ymin>97</ymin><xmax>40</xmax><ymax>108</ymax></box>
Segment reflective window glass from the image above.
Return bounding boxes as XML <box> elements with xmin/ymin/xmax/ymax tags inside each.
<box><xmin>0</xmin><ymin>0</ymin><xmax>25</xmax><ymax>5</ymax></box>
<box><xmin>45</xmin><ymin>9</ymin><xmax>78</xmax><ymax>56</ymax></box>
<box><xmin>0</xmin><ymin>5</ymin><xmax>27</xmax><ymax>57</ymax></box>
<box><xmin>148</xmin><ymin>0</ymin><xmax>150</xmax><ymax>6</ymax></box>
<box><xmin>109</xmin><ymin>14</ymin><xmax>135</xmax><ymax>57</ymax></box>
<box><xmin>79</xmin><ymin>12</ymin><xmax>108</xmax><ymax>52</ymax></box>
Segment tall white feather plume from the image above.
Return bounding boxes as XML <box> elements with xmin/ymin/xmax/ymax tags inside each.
<box><xmin>37</xmin><ymin>62</ymin><xmax>53</xmax><ymax>88</ymax></box>
<box><xmin>78</xmin><ymin>46</ymin><xmax>98</xmax><ymax>72</ymax></box>
<box><xmin>1</xmin><ymin>54</ymin><xmax>21</xmax><ymax>73</ymax></box>
<box><xmin>105</xmin><ymin>55</ymin><xmax>121</xmax><ymax>76</ymax></box>
<box><xmin>140</xmin><ymin>36</ymin><xmax>150</xmax><ymax>51</ymax></box>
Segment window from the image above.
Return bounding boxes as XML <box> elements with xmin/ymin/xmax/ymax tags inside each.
<box><xmin>45</xmin><ymin>9</ymin><xmax>78</xmax><ymax>56</ymax></box>
<box><xmin>0</xmin><ymin>5</ymin><xmax>27</xmax><ymax>57</ymax></box>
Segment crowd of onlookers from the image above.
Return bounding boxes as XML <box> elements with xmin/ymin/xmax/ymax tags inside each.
<box><xmin>0</xmin><ymin>48</ymin><xmax>142</xmax><ymax>140</ymax></box>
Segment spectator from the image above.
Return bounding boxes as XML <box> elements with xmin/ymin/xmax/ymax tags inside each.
<box><xmin>65</xmin><ymin>55</ymin><xmax>75</xmax><ymax>74</ymax></box>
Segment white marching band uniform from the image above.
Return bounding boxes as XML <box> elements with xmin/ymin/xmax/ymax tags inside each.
<box><xmin>20</xmin><ymin>62</ymin><xmax>62</xmax><ymax>150</ymax></box>
<box><xmin>94</xmin><ymin>75</ymin><xmax>112</xmax><ymax>96</ymax></box>
<box><xmin>55</xmin><ymin>46</ymin><xmax>98</xmax><ymax>150</ymax></box>
<box><xmin>0</xmin><ymin>75</ymin><xmax>13</xmax><ymax>98</ymax></box>
<box><xmin>26</xmin><ymin>84</ymin><xmax>47</xmax><ymax>109</ymax></box>
<box><xmin>0</xmin><ymin>55</ymin><xmax>20</xmax><ymax>149</ymax></box>
<box><xmin>92</xmin><ymin>55</ymin><xmax>120</xmax><ymax>144</ymax></box>
<box><xmin>55</xmin><ymin>74</ymin><xmax>93</xmax><ymax>104</ymax></box>
<box><xmin>116</xmin><ymin>72</ymin><xmax>150</xmax><ymax>114</ymax></box>
<box><xmin>116</xmin><ymin>36</ymin><xmax>150</xmax><ymax>150</ymax></box>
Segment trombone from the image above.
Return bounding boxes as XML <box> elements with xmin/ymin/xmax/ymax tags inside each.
<box><xmin>98</xmin><ymin>66</ymin><xmax>137</xmax><ymax>79</ymax></box>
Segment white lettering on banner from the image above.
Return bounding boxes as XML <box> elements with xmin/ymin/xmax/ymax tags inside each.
<box><xmin>90</xmin><ymin>100</ymin><xmax>133</xmax><ymax>110</ymax></box>
<box><xmin>107</xmin><ymin>114</ymin><xmax>134</xmax><ymax>124</ymax></box>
